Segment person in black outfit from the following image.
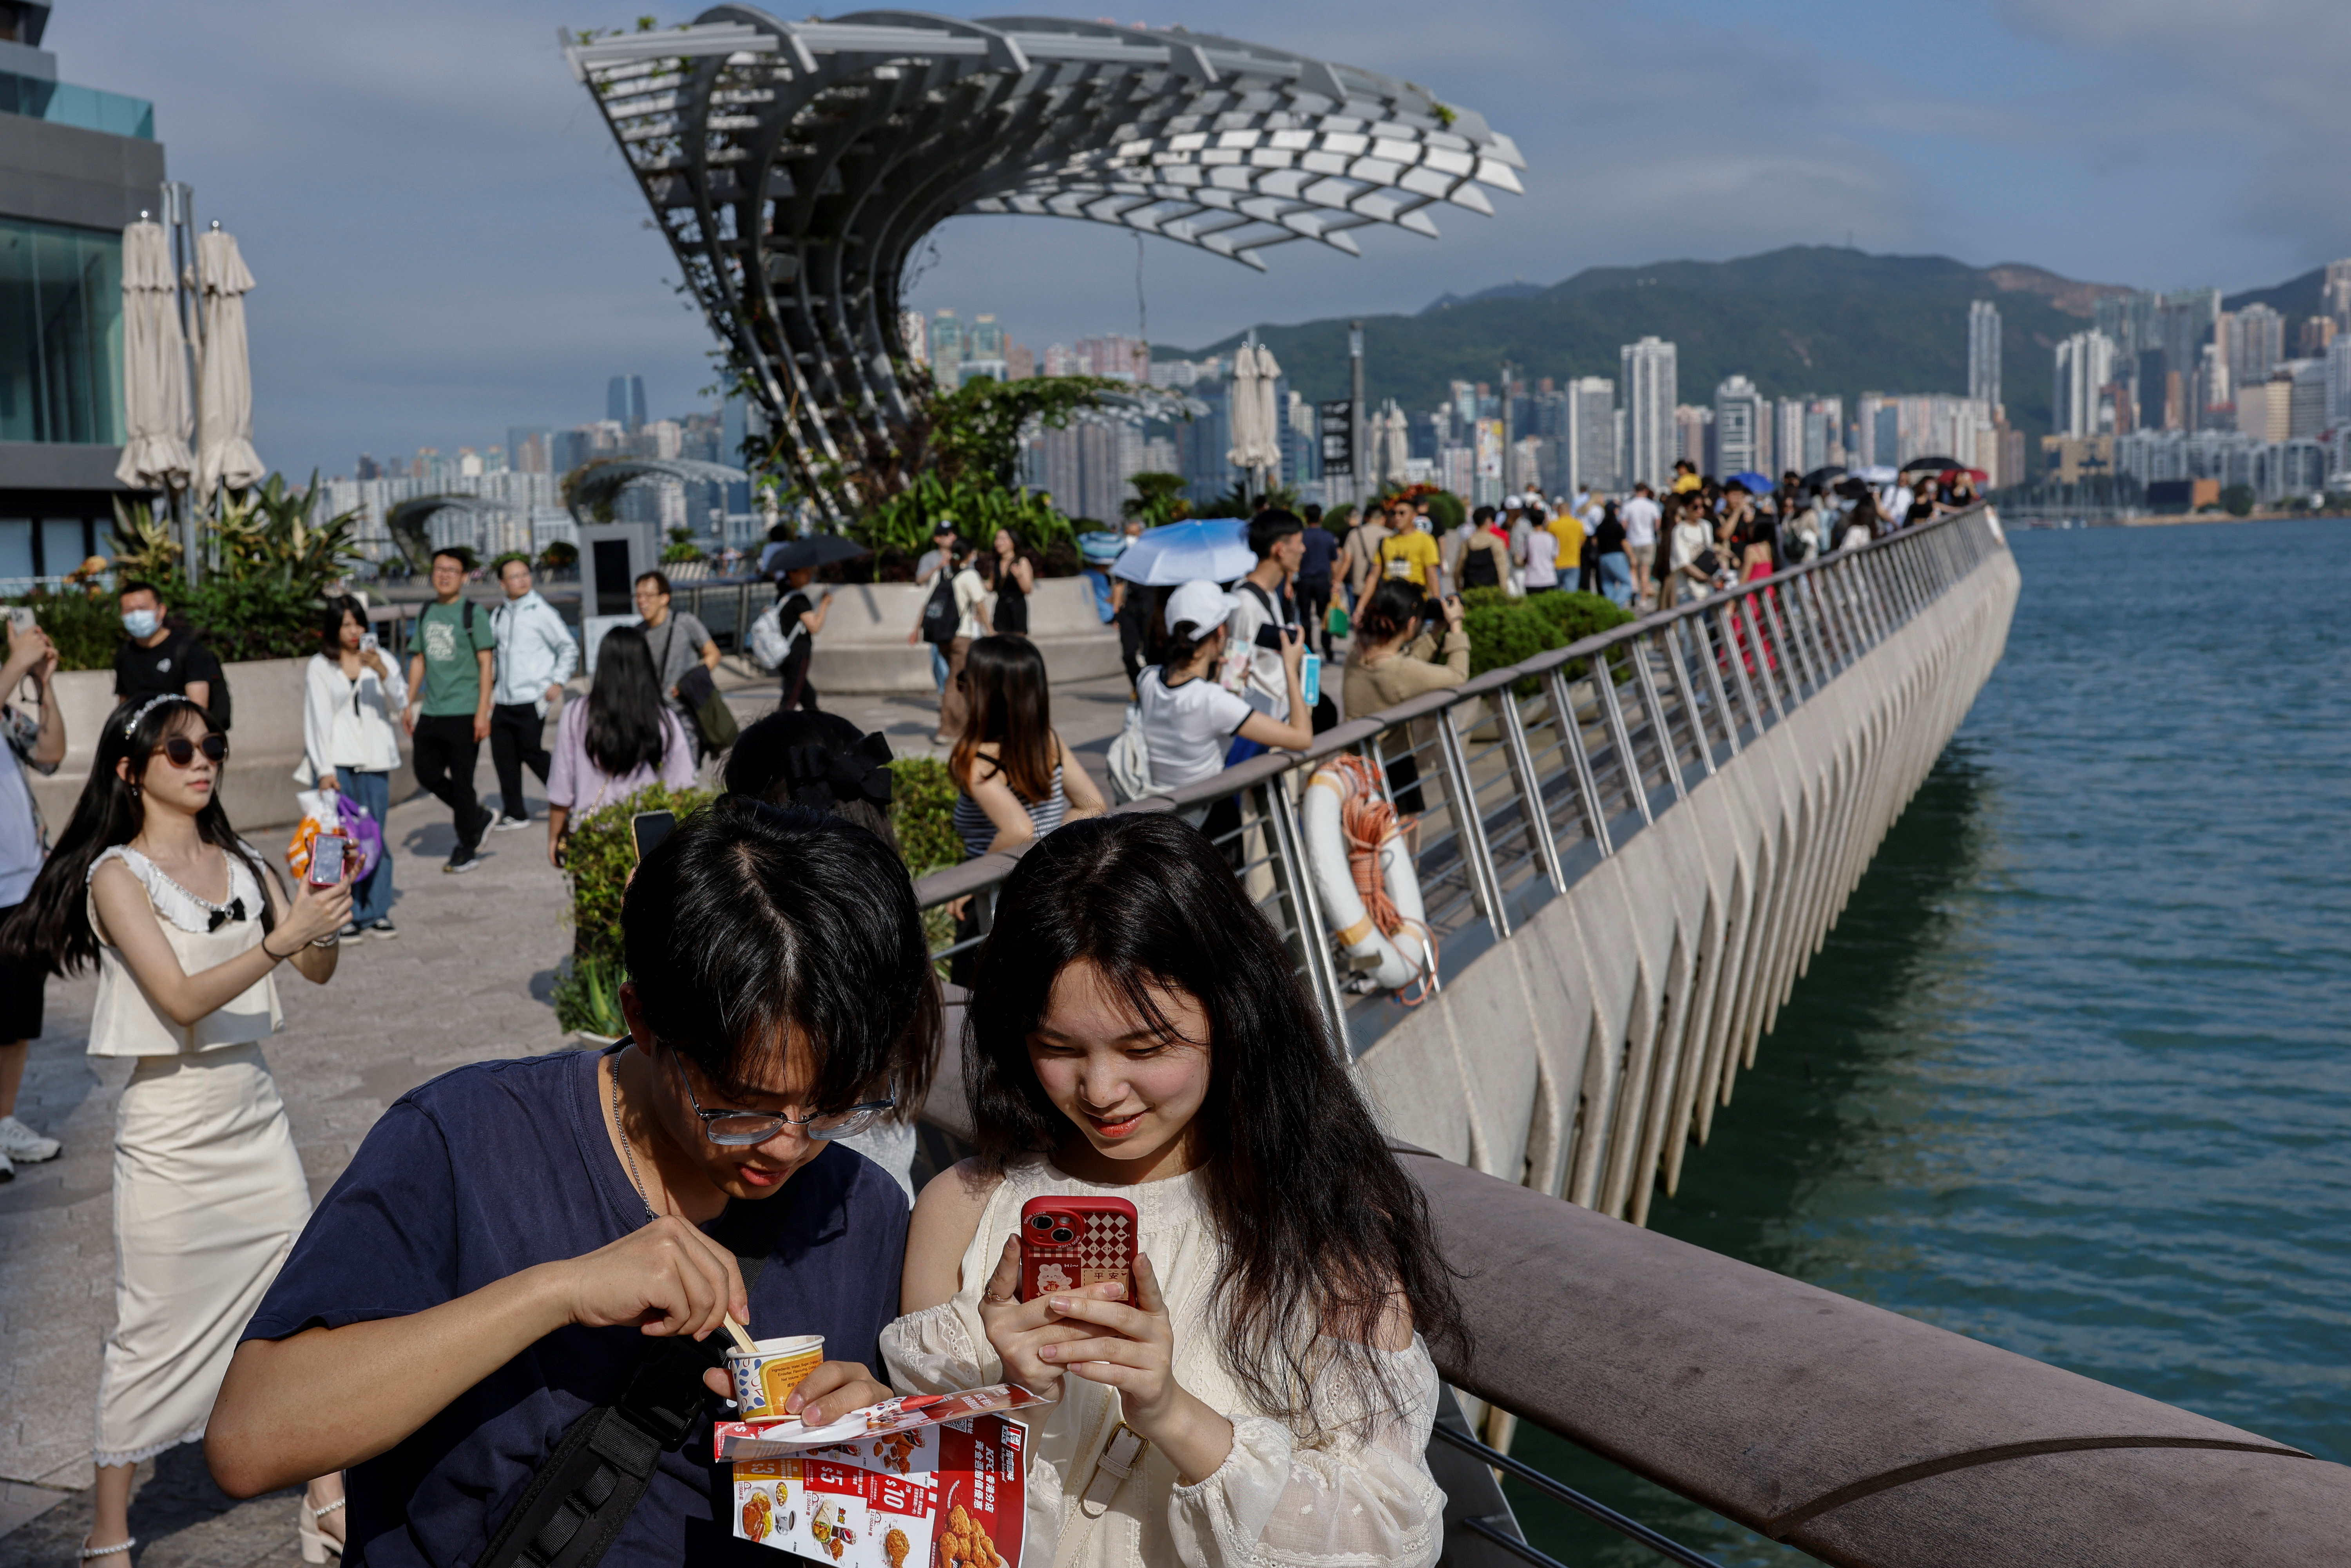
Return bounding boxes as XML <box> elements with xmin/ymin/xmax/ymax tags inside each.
<box><xmin>772</xmin><ymin>567</ymin><xmax>830</xmax><ymax>712</ymax></box>
<box><xmin>987</xmin><ymin>529</ymin><xmax>1031</xmax><ymax>636</ymax></box>
<box><xmin>113</xmin><ymin>581</ymin><xmax>225</xmax><ymax>722</ymax></box>
<box><xmin>1293</xmin><ymin>505</ymin><xmax>1339</xmax><ymax>657</ymax></box>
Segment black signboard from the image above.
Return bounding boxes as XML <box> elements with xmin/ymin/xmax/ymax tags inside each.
<box><xmin>1318</xmin><ymin>399</ymin><xmax>1354</xmax><ymax>477</ymax></box>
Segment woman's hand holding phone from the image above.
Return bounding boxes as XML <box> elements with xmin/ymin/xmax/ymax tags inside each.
<box><xmin>1032</xmin><ymin>1252</ymin><xmax>1235</xmax><ymax>1485</ymax></box>
<box><xmin>974</xmin><ymin>1235</ymin><xmax>1124</xmax><ymax>1398</ymax></box>
<box><xmin>278</xmin><ymin>872</ymin><xmax>353</xmax><ymax>951</ymax></box>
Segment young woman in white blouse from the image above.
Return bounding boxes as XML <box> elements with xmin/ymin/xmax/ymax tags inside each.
<box><xmin>302</xmin><ymin>595</ymin><xmax>407</xmax><ymax>938</ymax></box>
<box><xmin>2</xmin><ymin>695</ymin><xmax>352</xmax><ymax>1564</ymax></box>
<box><xmin>888</xmin><ymin>812</ymin><xmax>1463</xmax><ymax>1568</ymax></box>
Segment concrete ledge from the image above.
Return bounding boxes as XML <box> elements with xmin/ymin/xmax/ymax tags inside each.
<box><xmin>33</xmin><ymin>659</ymin><xmax>417</xmax><ymax>835</ymax></box>
<box><xmin>807</xmin><ymin>576</ymin><xmax>1121</xmax><ymax>694</ymax></box>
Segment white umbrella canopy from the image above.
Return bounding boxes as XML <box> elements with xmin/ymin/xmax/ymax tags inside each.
<box><xmin>1250</xmin><ymin>344</ymin><xmax>1283</xmax><ymax>478</ymax></box>
<box><xmin>1224</xmin><ymin>343</ymin><xmax>1265</xmax><ymax>473</ymax></box>
<box><xmin>112</xmin><ymin>220</ymin><xmax>193</xmax><ymax>491</ymax></box>
<box><xmin>195</xmin><ymin>227</ymin><xmax>263</xmax><ymax>500</ymax></box>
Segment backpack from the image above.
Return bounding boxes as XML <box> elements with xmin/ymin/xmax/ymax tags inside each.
<box><xmin>1106</xmin><ymin>701</ymin><xmax>1157</xmax><ymax>803</ymax></box>
<box><xmin>746</xmin><ymin>599</ymin><xmax>802</xmax><ymax>673</ymax></box>
<box><xmin>919</xmin><ymin>573</ymin><xmax>958</xmax><ymax>646</ymax></box>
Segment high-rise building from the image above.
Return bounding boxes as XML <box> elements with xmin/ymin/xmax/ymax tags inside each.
<box><xmin>2093</xmin><ymin>291</ymin><xmax>2161</xmax><ymax>360</ymax></box>
<box><xmin>2327</xmin><ymin>337</ymin><xmax>2351</xmax><ymax>425</ymax></box>
<box><xmin>1774</xmin><ymin>398</ymin><xmax>1807</xmax><ymax>478</ymax></box>
<box><xmin>607</xmin><ymin>374</ymin><xmax>647</xmax><ymax>432</ymax></box>
<box><xmin>2287</xmin><ymin>359</ymin><xmax>2327</xmax><ymax>440</ymax></box>
<box><xmin>930</xmin><ymin>311</ymin><xmax>964</xmax><ymax>383</ymax></box>
<box><xmin>1673</xmin><ymin>405</ymin><xmax>1713</xmax><ymax>474</ymax></box>
<box><xmin>2298</xmin><ymin>317</ymin><xmax>2337</xmax><ymax>358</ymax></box>
<box><xmin>2325</xmin><ymin>259</ymin><xmax>2351</xmax><ymax>332</ymax></box>
<box><xmin>1713</xmin><ymin>376</ymin><xmax>1768</xmax><ymax>477</ymax></box>
<box><xmin>1563</xmin><ymin>377</ymin><xmax>1616</xmax><ymax>495</ymax></box>
<box><xmin>1619</xmin><ymin>338</ymin><xmax>1676</xmax><ymax>490</ymax></box>
<box><xmin>2053</xmin><ymin>332</ymin><xmax>2117</xmax><ymax>437</ymax></box>
<box><xmin>2226</xmin><ymin>304</ymin><xmax>2285</xmax><ymax>391</ymax></box>
<box><xmin>507</xmin><ymin>427</ymin><xmax>553</xmax><ymax>474</ymax></box>
<box><xmin>1967</xmin><ymin>301</ymin><xmax>2003</xmax><ymax>409</ymax></box>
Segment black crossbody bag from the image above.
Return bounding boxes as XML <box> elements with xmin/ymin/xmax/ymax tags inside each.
<box><xmin>477</xmin><ymin>1255</ymin><xmax>762</xmax><ymax>1568</ymax></box>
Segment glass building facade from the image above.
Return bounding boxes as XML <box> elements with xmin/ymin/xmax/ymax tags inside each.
<box><xmin>0</xmin><ymin>214</ymin><xmax>122</xmax><ymax>446</ymax></box>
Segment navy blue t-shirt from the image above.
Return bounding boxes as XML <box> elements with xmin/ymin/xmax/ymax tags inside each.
<box><xmin>243</xmin><ymin>1047</ymin><xmax>908</xmax><ymax>1568</ymax></box>
<box><xmin>1297</xmin><ymin>527</ymin><xmax>1339</xmax><ymax>585</ymax></box>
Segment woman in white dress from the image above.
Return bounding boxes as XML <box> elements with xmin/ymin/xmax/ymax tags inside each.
<box><xmin>886</xmin><ymin>812</ymin><xmax>1464</xmax><ymax>1568</ymax></box>
<box><xmin>2</xmin><ymin>695</ymin><xmax>352</xmax><ymax>1563</ymax></box>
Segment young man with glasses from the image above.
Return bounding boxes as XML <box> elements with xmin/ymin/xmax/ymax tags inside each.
<box><xmin>209</xmin><ymin>802</ymin><xmax>938</xmax><ymax>1568</ymax></box>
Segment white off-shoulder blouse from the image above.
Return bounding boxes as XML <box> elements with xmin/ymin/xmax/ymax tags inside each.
<box><xmin>880</xmin><ymin>1157</ymin><xmax>1445</xmax><ymax>1568</ymax></box>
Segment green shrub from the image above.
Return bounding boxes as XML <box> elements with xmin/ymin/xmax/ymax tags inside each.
<box><xmin>1460</xmin><ymin>587</ymin><xmax>1635</xmax><ymax>697</ymax></box>
<box><xmin>889</xmin><ymin>755</ymin><xmax>962</xmax><ymax>877</ymax></box>
<box><xmin>548</xmin><ymin>761</ymin><xmax>962</xmax><ymax>1030</ymax></box>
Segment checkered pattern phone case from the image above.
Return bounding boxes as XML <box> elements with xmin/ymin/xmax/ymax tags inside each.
<box><xmin>1018</xmin><ymin>1197</ymin><xmax>1138</xmax><ymax>1300</ymax></box>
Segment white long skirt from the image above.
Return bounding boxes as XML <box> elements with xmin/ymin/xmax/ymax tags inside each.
<box><xmin>95</xmin><ymin>1044</ymin><xmax>310</xmax><ymax>1468</ymax></box>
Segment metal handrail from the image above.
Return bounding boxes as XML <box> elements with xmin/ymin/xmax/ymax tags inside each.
<box><xmin>1431</xmin><ymin>1422</ymin><xmax>1724</xmax><ymax>1568</ymax></box>
<box><xmin>910</xmin><ymin>503</ymin><xmax>2010</xmax><ymax>1048</ymax></box>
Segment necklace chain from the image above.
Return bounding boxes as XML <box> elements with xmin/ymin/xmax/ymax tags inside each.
<box><xmin>611</xmin><ymin>1057</ymin><xmax>659</xmax><ymax>1222</ymax></box>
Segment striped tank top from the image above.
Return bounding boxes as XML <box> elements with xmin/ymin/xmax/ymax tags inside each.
<box><xmin>951</xmin><ymin>762</ymin><xmax>1067</xmax><ymax>859</ymax></box>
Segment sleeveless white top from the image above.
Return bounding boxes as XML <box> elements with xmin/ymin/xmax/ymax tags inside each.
<box><xmin>85</xmin><ymin>844</ymin><xmax>284</xmax><ymax>1057</ymax></box>
<box><xmin>881</xmin><ymin>1157</ymin><xmax>1443</xmax><ymax>1568</ymax></box>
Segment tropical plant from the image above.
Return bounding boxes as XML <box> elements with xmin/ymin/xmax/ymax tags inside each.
<box><xmin>1123</xmin><ymin>471</ymin><xmax>1191</xmax><ymax>528</ymax></box>
<box><xmin>2220</xmin><ymin>483</ymin><xmax>2255</xmax><ymax>517</ymax></box>
<box><xmin>1205</xmin><ymin>479</ymin><xmax>1301</xmax><ymax>520</ymax></box>
<box><xmin>854</xmin><ymin>470</ymin><xmax>1074</xmax><ymax>560</ymax></box>
<box><xmin>109</xmin><ymin>498</ymin><xmax>183</xmax><ymax>582</ymax></box>
<box><xmin>659</xmin><ymin>525</ymin><xmax>706</xmax><ymax>564</ymax></box>
<box><xmin>540</xmin><ymin>540</ymin><xmax>580</xmax><ymax>571</ymax></box>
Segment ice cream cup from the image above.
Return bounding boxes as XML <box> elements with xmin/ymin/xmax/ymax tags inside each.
<box><xmin>730</xmin><ymin>1333</ymin><xmax>826</xmax><ymax>1418</ymax></box>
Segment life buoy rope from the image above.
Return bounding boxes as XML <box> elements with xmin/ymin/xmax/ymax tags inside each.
<box><xmin>1310</xmin><ymin>752</ymin><xmax>1438</xmax><ymax>1005</ymax></box>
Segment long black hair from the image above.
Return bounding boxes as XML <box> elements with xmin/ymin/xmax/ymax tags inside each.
<box><xmin>951</xmin><ymin>635</ymin><xmax>1055</xmax><ymax>803</ymax></box>
<box><xmin>625</xmin><ymin>799</ymin><xmax>939</xmax><ymax>1114</ymax></box>
<box><xmin>963</xmin><ymin>813</ymin><xmax>1466</xmax><ymax>1433</ymax></box>
<box><xmin>585</xmin><ymin>624</ymin><xmax>668</xmax><ymax>778</ymax></box>
<box><xmin>724</xmin><ymin>709</ymin><xmax>900</xmax><ymax>858</ymax></box>
<box><xmin>2</xmin><ymin>696</ymin><xmax>277</xmax><ymax>977</ymax></box>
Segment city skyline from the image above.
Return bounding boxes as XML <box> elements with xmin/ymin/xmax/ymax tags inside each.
<box><xmin>56</xmin><ymin>0</ymin><xmax>2351</xmax><ymax>480</ymax></box>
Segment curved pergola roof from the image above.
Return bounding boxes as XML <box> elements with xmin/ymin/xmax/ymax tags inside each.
<box><xmin>561</xmin><ymin>456</ymin><xmax>752</xmax><ymax>526</ymax></box>
<box><xmin>384</xmin><ymin>494</ymin><xmax>513</xmax><ymax>571</ymax></box>
<box><xmin>564</xmin><ymin>11</ymin><xmax>1523</xmax><ymax>518</ymax></box>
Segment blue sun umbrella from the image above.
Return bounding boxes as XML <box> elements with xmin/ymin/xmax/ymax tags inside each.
<box><xmin>1107</xmin><ymin>518</ymin><xmax>1255</xmax><ymax>585</ymax></box>
<box><xmin>1727</xmin><ymin>470</ymin><xmax>1776</xmax><ymax>493</ymax></box>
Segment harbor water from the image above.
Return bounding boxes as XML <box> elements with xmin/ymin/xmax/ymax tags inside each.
<box><xmin>1509</xmin><ymin>518</ymin><xmax>2351</xmax><ymax>1566</ymax></box>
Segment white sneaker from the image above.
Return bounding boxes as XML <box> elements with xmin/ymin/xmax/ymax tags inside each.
<box><xmin>490</xmin><ymin>815</ymin><xmax>533</xmax><ymax>833</ymax></box>
<box><xmin>0</xmin><ymin>1114</ymin><xmax>58</xmax><ymax>1163</ymax></box>
<box><xmin>0</xmin><ymin>1146</ymin><xmax>12</xmax><ymax>1182</ymax></box>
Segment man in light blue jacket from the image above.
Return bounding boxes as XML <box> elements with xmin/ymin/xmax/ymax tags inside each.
<box><xmin>487</xmin><ymin>554</ymin><xmax>580</xmax><ymax>830</ymax></box>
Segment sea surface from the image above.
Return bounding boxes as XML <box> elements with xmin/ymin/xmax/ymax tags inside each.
<box><xmin>1508</xmin><ymin>517</ymin><xmax>2351</xmax><ymax>1566</ymax></box>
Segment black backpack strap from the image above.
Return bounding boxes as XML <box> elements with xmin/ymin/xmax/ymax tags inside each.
<box><xmin>478</xmin><ymin>1255</ymin><xmax>768</xmax><ymax>1568</ymax></box>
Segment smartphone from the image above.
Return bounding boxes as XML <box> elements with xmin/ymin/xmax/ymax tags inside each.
<box><xmin>631</xmin><ymin>809</ymin><xmax>676</xmax><ymax>862</ymax></box>
<box><xmin>1018</xmin><ymin>1194</ymin><xmax>1138</xmax><ymax>1302</ymax></box>
<box><xmin>1300</xmin><ymin>650</ymin><xmax>1322</xmax><ymax>708</ymax></box>
<box><xmin>6</xmin><ymin>607</ymin><xmax>33</xmax><ymax>637</ymax></box>
<box><xmin>307</xmin><ymin>833</ymin><xmax>349</xmax><ymax>889</ymax></box>
<box><xmin>359</xmin><ymin>630</ymin><xmax>379</xmax><ymax>654</ymax></box>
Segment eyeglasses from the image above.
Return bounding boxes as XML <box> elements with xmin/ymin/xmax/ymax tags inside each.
<box><xmin>158</xmin><ymin>734</ymin><xmax>227</xmax><ymax>768</ymax></box>
<box><xmin>666</xmin><ymin>1047</ymin><xmax>894</xmax><ymax>1145</ymax></box>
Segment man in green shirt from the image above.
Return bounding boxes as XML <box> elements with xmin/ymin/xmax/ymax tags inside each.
<box><xmin>402</xmin><ymin>549</ymin><xmax>498</xmax><ymax>873</ymax></box>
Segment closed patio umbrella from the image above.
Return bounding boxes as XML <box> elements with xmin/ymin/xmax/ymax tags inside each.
<box><xmin>195</xmin><ymin>225</ymin><xmax>263</xmax><ymax>501</ymax></box>
<box><xmin>1380</xmin><ymin>404</ymin><xmax>1410</xmax><ymax>486</ymax></box>
<box><xmin>112</xmin><ymin>219</ymin><xmax>193</xmax><ymax>492</ymax></box>
<box><xmin>1225</xmin><ymin>343</ymin><xmax>1266</xmax><ymax>474</ymax></box>
<box><xmin>1250</xmin><ymin>344</ymin><xmax>1284</xmax><ymax>480</ymax></box>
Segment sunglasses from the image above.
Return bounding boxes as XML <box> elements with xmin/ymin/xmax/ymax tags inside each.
<box><xmin>158</xmin><ymin>734</ymin><xmax>228</xmax><ymax>767</ymax></box>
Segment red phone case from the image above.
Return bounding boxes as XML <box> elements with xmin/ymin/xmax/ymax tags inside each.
<box><xmin>1017</xmin><ymin>1195</ymin><xmax>1137</xmax><ymax>1302</ymax></box>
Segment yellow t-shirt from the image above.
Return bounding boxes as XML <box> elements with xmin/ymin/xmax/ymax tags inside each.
<box><xmin>1672</xmin><ymin>473</ymin><xmax>1703</xmax><ymax>494</ymax></box>
<box><xmin>1377</xmin><ymin>529</ymin><xmax>1442</xmax><ymax>588</ymax></box>
<box><xmin>1545</xmin><ymin>514</ymin><xmax>1584</xmax><ymax>557</ymax></box>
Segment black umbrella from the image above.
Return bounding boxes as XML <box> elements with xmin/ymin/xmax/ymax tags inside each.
<box><xmin>1832</xmin><ymin>476</ymin><xmax>1874</xmax><ymax>500</ymax></box>
<box><xmin>1900</xmin><ymin>455</ymin><xmax>1959</xmax><ymax>474</ymax></box>
<box><xmin>1799</xmin><ymin>465</ymin><xmax>1846</xmax><ymax>490</ymax></box>
<box><xmin>764</xmin><ymin>535</ymin><xmax>870</xmax><ymax>574</ymax></box>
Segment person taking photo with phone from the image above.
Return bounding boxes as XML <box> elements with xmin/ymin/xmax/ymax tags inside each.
<box><xmin>206</xmin><ymin>802</ymin><xmax>935</xmax><ymax>1568</ymax></box>
<box><xmin>1</xmin><ymin>694</ymin><xmax>351</xmax><ymax>1564</ymax></box>
<box><xmin>889</xmin><ymin>813</ymin><xmax>1462</xmax><ymax>1568</ymax></box>
<box><xmin>304</xmin><ymin>596</ymin><xmax>406</xmax><ymax>940</ymax></box>
<box><xmin>0</xmin><ymin>613</ymin><xmax>64</xmax><ymax>1178</ymax></box>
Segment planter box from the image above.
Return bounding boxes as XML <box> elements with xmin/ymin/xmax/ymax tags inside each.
<box><xmin>806</xmin><ymin>576</ymin><xmax>1121</xmax><ymax>694</ymax></box>
<box><xmin>35</xmin><ymin>659</ymin><xmax>418</xmax><ymax>834</ymax></box>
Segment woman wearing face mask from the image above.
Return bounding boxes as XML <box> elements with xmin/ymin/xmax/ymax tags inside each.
<box><xmin>1</xmin><ymin>695</ymin><xmax>352</xmax><ymax>1564</ymax></box>
<box><xmin>888</xmin><ymin>812</ymin><xmax>1464</xmax><ymax>1568</ymax></box>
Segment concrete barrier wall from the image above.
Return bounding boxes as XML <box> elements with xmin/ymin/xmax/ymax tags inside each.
<box><xmin>32</xmin><ymin>659</ymin><xmax>418</xmax><ymax>835</ymax></box>
<box><xmin>1352</xmin><ymin>541</ymin><xmax>2021</xmax><ymax>1222</ymax></box>
<box><xmin>808</xmin><ymin>576</ymin><xmax>1121</xmax><ymax>693</ymax></box>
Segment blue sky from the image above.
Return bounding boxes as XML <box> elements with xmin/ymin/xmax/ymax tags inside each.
<box><xmin>62</xmin><ymin>0</ymin><xmax>2351</xmax><ymax>477</ymax></box>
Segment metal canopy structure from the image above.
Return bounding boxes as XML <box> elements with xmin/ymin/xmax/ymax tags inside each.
<box><xmin>564</xmin><ymin>10</ymin><xmax>1524</xmax><ymax>517</ymax></box>
<box><xmin>560</xmin><ymin>456</ymin><xmax>751</xmax><ymax>526</ymax></box>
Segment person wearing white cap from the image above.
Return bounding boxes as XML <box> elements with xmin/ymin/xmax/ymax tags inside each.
<box><xmin>1134</xmin><ymin>580</ymin><xmax>1313</xmax><ymax>808</ymax></box>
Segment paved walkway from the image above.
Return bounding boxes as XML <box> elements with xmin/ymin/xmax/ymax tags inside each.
<box><xmin>0</xmin><ymin>676</ymin><xmax>1127</xmax><ymax>1562</ymax></box>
